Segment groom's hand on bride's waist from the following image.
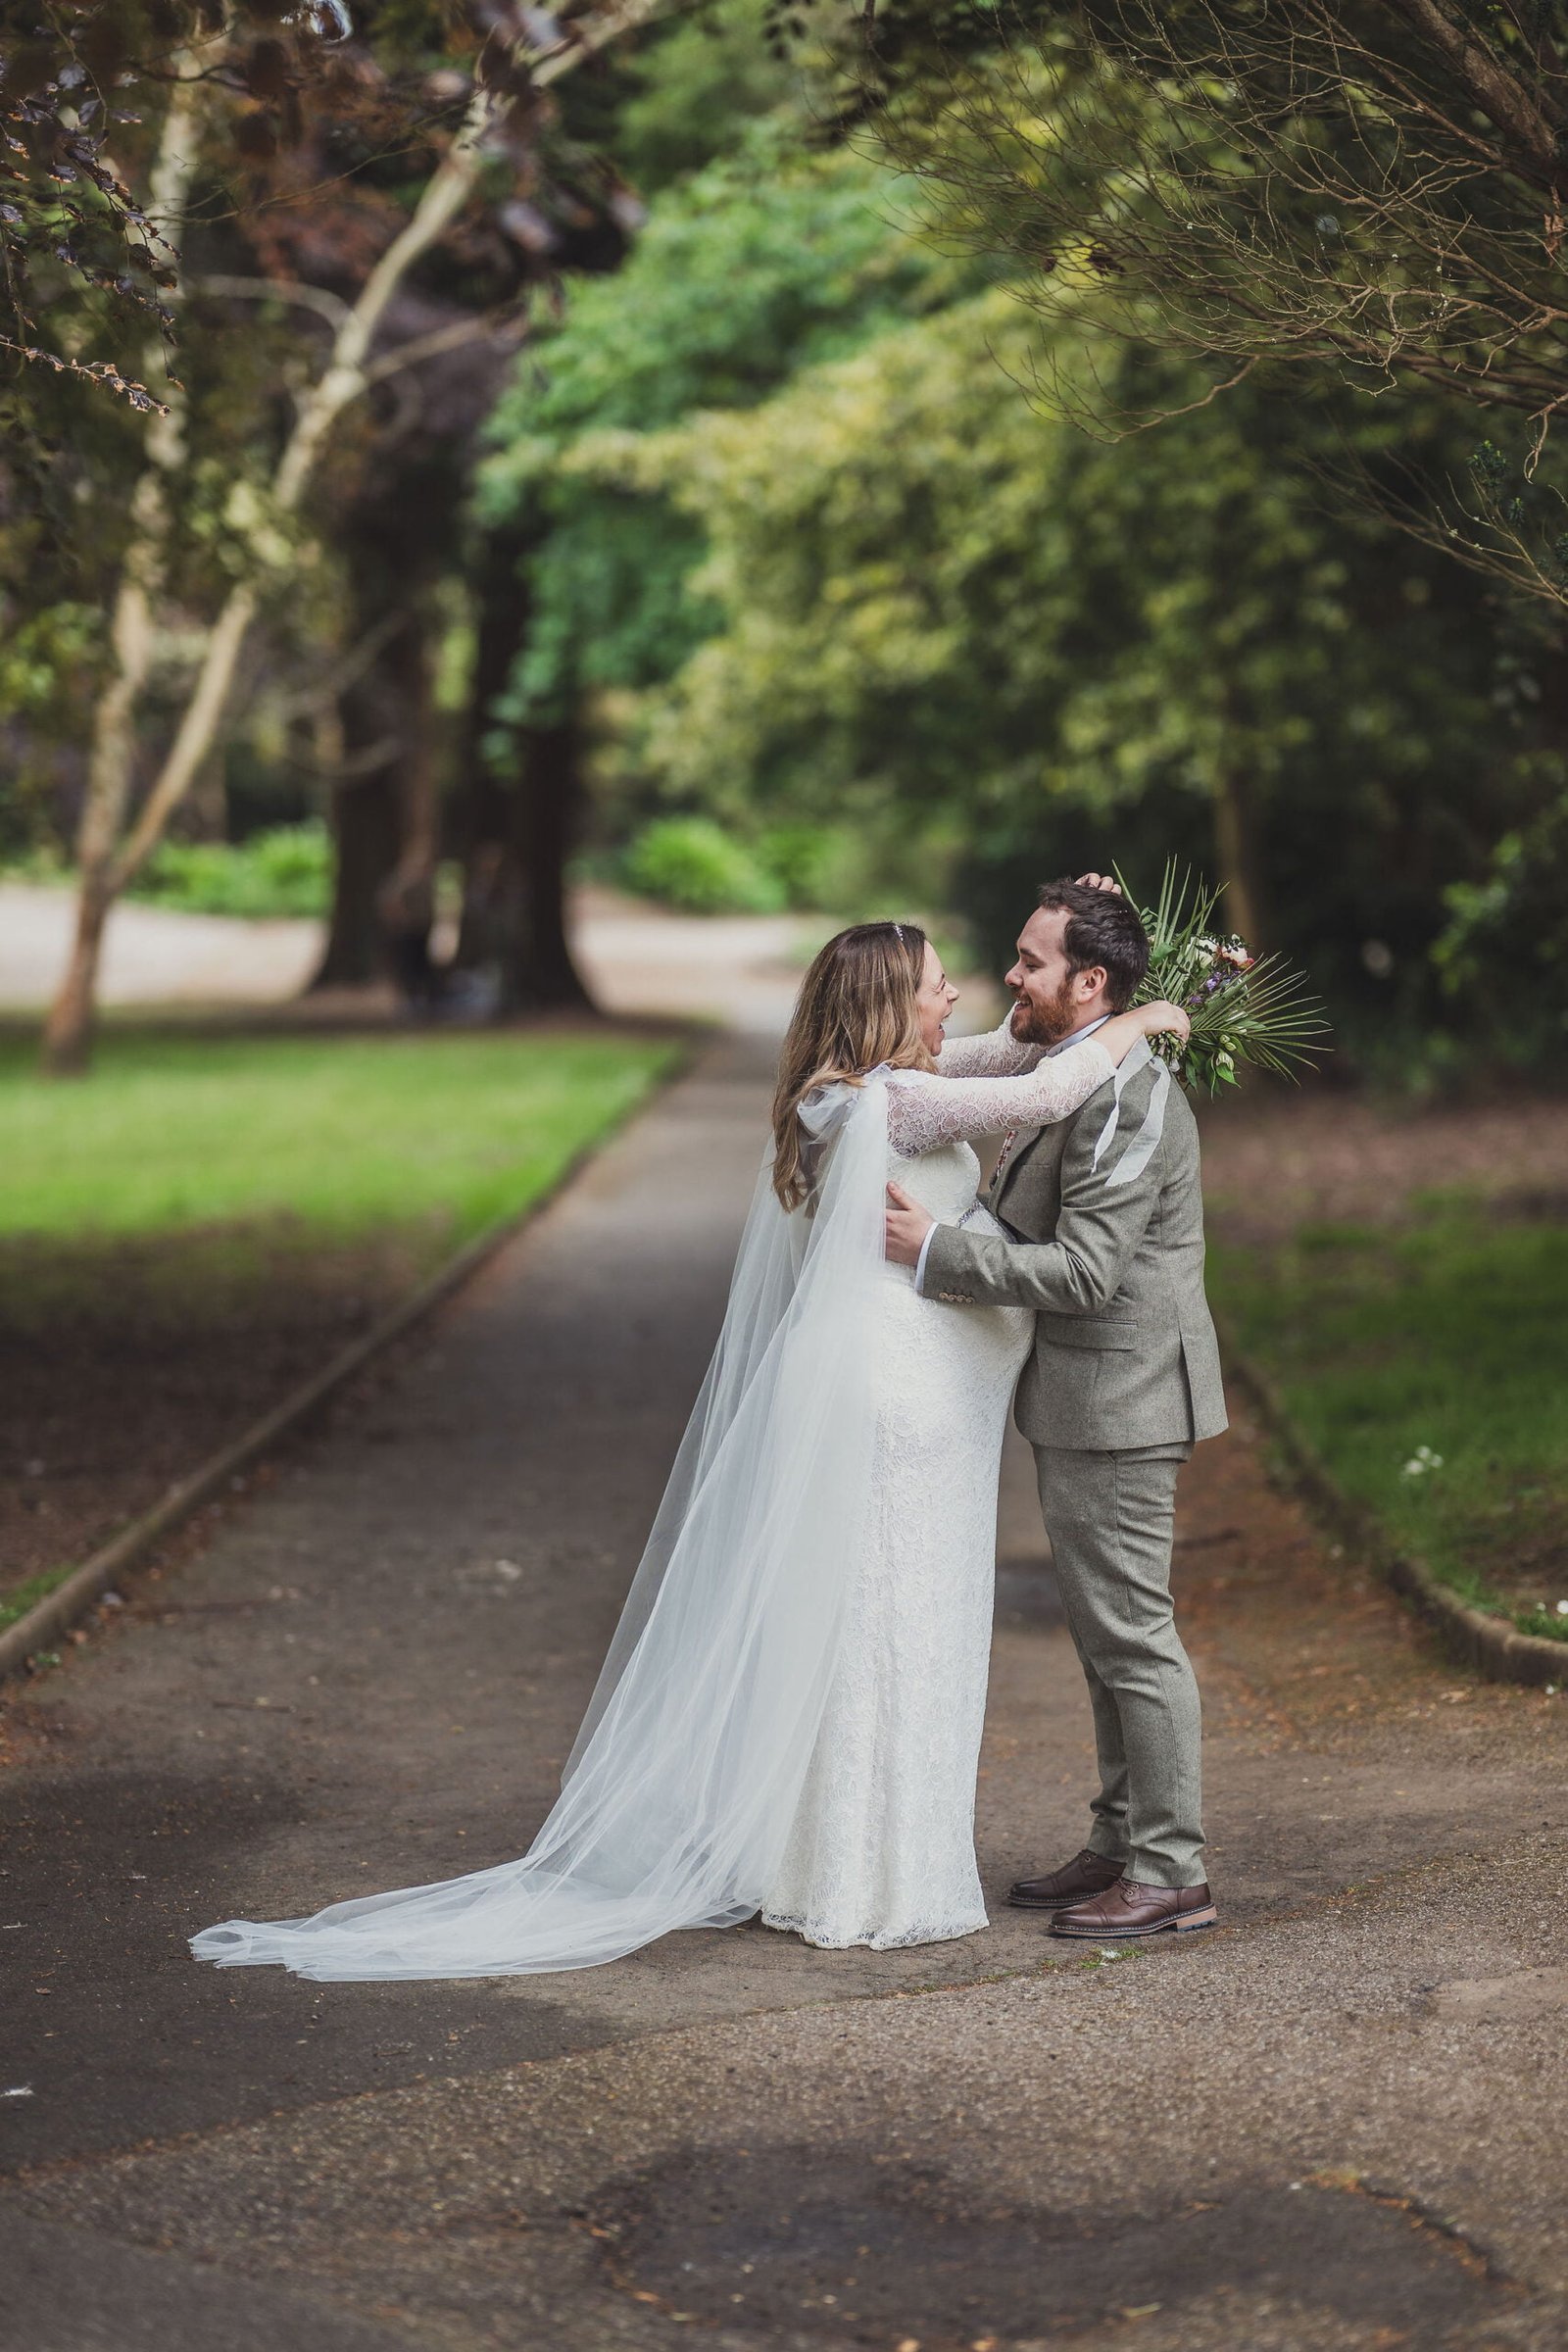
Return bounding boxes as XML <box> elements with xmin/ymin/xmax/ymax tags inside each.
<box><xmin>885</xmin><ymin>1183</ymin><xmax>935</xmax><ymax>1267</ymax></box>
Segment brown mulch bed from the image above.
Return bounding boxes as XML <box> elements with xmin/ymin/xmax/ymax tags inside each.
<box><xmin>2</xmin><ymin>1225</ymin><xmax>435</xmax><ymax>1607</ymax></box>
<box><xmin>1196</xmin><ymin>1080</ymin><xmax>1568</xmax><ymax>1244</ymax></box>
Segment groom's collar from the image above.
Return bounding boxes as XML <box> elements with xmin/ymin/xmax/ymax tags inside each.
<box><xmin>991</xmin><ymin>1010</ymin><xmax>1111</xmax><ymax>1200</ymax></box>
<box><xmin>1045</xmin><ymin>1011</ymin><xmax>1112</xmax><ymax>1058</ymax></box>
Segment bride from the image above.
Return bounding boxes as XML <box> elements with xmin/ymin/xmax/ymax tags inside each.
<box><xmin>191</xmin><ymin>916</ymin><xmax>1185</xmax><ymax>1979</ymax></box>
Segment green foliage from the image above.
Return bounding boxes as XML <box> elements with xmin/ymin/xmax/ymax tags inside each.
<box><xmin>590</xmin><ymin>280</ymin><xmax>1549</xmax><ymax>1064</ymax></box>
<box><xmin>1213</xmin><ymin>1203</ymin><xmax>1568</xmax><ymax>1639</ymax></box>
<box><xmin>0</xmin><ymin>603</ymin><xmax>105</xmax><ymax>855</ymax></box>
<box><xmin>476</xmin><ymin>126</ymin><xmax>960</xmax><ymax>735</ymax></box>
<box><xmin>858</xmin><ymin>1</ymin><xmax>1568</xmax><ymax>612</ymax></box>
<box><xmin>489</xmin><ymin>498</ymin><xmax>718</xmax><ymax>736</ymax></box>
<box><xmin>128</xmin><ymin>821</ymin><xmax>333</xmax><ymax>920</ymax></box>
<box><xmin>0</xmin><ymin>603</ymin><xmax>101</xmax><ymax>721</ymax></box>
<box><xmin>470</xmin><ymin>52</ymin><xmax>1568</xmax><ymax>1074</ymax></box>
<box><xmin>578</xmin><ymin>285</ymin><xmax>1065</xmax><ymax>817</ymax></box>
<box><xmin>756</xmin><ymin>824</ymin><xmax>842</xmax><ymax>908</ymax></box>
<box><xmin>622</xmin><ymin>815</ymin><xmax>785</xmax><ymax>913</ymax></box>
<box><xmin>0</xmin><ymin>1030</ymin><xmax>680</xmax><ymax>1242</ymax></box>
<box><xmin>1434</xmin><ymin>777</ymin><xmax>1568</xmax><ymax>1068</ymax></box>
<box><xmin>484</xmin><ymin>127</ymin><xmax>950</xmax><ymax>462</ymax></box>
<box><xmin>609</xmin><ymin>0</ymin><xmax>803</xmax><ymax>194</ymax></box>
<box><xmin>619</xmin><ymin>813</ymin><xmax>851</xmax><ymax>913</ymax></box>
<box><xmin>0</xmin><ymin>0</ymin><xmax>531</xmax><ymax>429</ymax></box>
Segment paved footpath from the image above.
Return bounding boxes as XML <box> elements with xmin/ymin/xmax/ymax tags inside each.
<box><xmin>2</xmin><ymin>1036</ymin><xmax>1566</xmax><ymax>2352</ymax></box>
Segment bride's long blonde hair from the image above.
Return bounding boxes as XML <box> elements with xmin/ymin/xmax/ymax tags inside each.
<box><xmin>770</xmin><ymin>921</ymin><xmax>936</xmax><ymax>1209</ymax></box>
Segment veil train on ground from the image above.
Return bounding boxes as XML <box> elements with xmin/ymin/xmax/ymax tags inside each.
<box><xmin>190</xmin><ymin>1076</ymin><xmax>892</xmax><ymax>1981</ymax></box>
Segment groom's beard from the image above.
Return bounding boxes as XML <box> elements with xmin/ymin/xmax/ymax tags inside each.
<box><xmin>1008</xmin><ymin>976</ymin><xmax>1079</xmax><ymax>1048</ymax></box>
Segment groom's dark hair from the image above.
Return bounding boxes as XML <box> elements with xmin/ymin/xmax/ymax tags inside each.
<box><xmin>1036</xmin><ymin>878</ymin><xmax>1151</xmax><ymax>1010</ymax></box>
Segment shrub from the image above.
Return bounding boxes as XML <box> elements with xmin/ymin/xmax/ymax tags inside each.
<box><xmin>622</xmin><ymin>816</ymin><xmax>785</xmax><ymax>914</ymax></box>
<box><xmin>1434</xmin><ymin>784</ymin><xmax>1568</xmax><ymax>1068</ymax></box>
<box><xmin>755</xmin><ymin>824</ymin><xmax>840</xmax><ymax>908</ymax></box>
<box><xmin>131</xmin><ymin>822</ymin><xmax>332</xmax><ymax>920</ymax></box>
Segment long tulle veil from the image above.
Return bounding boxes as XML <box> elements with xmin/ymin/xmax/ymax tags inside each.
<box><xmin>190</xmin><ymin>1073</ymin><xmax>891</xmax><ymax>1980</ymax></box>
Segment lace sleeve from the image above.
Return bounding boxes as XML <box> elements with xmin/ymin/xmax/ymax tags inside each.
<box><xmin>933</xmin><ymin>1015</ymin><xmax>1044</xmax><ymax>1080</ymax></box>
<box><xmin>885</xmin><ymin>1037</ymin><xmax>1117</xmax><ymax>1158</ymax></box>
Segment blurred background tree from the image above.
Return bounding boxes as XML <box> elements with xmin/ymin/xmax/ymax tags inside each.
<box><xmin>475</xmin><ymin>147</ymin><xmax>1563</xmax><ymax>1073</ymax></box>
<box><xmin>860</xmin><ymin>0</ymin><xmax>1568</xmax><ymax>603</ymax></box>
<box><xmin>468</xmin><ymin>113</ymin><xmax>970</xmax><ymax>984</ymax></box>
<box><xmin>841</xmin><ymin>0</ymin><xmax>1568</xmax><ymax>1064</ymax></box>
<box><xmin>8</xmin><ymin>0</ymin><xmax>664</xmax><ymax>1068</ymax></box>
<box><xmin>5</xmin><ymin>0</ymin><xmax>1567</xmax><ymax>1081</ymax></box>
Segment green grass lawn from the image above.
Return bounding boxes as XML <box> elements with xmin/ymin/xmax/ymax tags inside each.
<box><xmin>0</xmin><ymin>1028</ymin><xmax>682</xmax><ymax>1244</ymax></box>
<box><xmin>1211</xmin><ymin>1199</ymin><xmax>1568</xmax><ymax>1642</ymax></box>
<box><xmin>0</xmin><ymin>1026</ymin><xmax>683</xmax><ymax>1636</ymax></box>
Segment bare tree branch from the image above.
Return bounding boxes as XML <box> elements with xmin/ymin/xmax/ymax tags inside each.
<box><xmin>855</xmin><ymin>0</ymin><xmax>1568</xmax><ymax>604</ymax></box>
<box><xmin>40</xmin><ymin>0</ymin><xmax>672</xmax><ymax>1073</ymax></box>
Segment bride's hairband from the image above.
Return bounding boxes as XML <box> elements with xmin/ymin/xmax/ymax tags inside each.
<box><xmin>892</xmin><ymin>922</ymin><xmax>905</xmax><ymax>943</ymax></box>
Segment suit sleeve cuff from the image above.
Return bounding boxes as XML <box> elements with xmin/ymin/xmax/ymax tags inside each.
<box><xmin>914</xmin><ymin>1221</ymin><xmax>940</xmax><ymax>1294</ymax></box>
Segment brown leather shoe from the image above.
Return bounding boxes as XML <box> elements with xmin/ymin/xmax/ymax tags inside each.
<box><xmin>1007</xmin><ymin>1848</ymin><xmax>1127</xmax><ymax>1911</ymax></box>
<box><xmin>1049</xmin><ymin>1877</ymin><xmax>1218</xmax><ymax>1938</ymax></box>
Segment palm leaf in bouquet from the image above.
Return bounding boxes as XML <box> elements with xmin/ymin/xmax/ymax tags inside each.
<box><xmin>1113</xmin><ymin>860</ymin><xmax>1330</xmax><ymax>1094</ymax></box>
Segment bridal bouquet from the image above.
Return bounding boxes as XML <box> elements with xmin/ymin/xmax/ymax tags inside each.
<box><xmin>1116</xmin><ymin>862</ymin><xmax>1329</xmax><ymax>1094</ymax></box>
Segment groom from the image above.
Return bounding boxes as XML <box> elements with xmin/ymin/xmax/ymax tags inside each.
<box><xmin>885</xmin><ymin>878</ymin><xmax>1227</xmax><ymax>1938</ymax></box>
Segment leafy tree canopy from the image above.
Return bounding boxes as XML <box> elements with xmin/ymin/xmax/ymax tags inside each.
<box><xmin>475</xmin><ymin>119</ymin><xmax>969</xmax><ymax>722</ymax></box>
<box><xmin>555</xmin><ymin>276</ymin><xmax>1561</xmax><ymax>1053</ymax></box>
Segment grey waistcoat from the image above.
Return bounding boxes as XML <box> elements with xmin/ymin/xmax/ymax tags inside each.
<box><xmin>919</xmin><ymin>1057</ymin><xmax>1228</xmax><ymax>1452</ymax></box>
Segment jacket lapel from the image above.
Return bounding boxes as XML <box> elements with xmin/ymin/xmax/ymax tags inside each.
<box><xmin>990</xmin><ymin>1119</ymin><xmax>1054</xmax><ymax>1217</ymax></box>
<box><xmin>989</xmin><ymin>1042</ymin><xmax>1107</xmax><ymax>1218</ymax></box>
<box><xmin>990</xmin><ymin>1076</ymin><xmax>1107</xmax><ymax>1230</ymax></box>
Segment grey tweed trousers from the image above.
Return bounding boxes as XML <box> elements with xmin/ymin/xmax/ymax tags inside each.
<box><xmin>1033</xmin><ymin>1441</ymin><xmax>1204</xmax><ymax>1888</ymax></box>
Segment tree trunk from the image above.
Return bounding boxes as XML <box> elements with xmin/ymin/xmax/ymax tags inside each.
<box><xmin>1212</xmin><ymin>758</ymin><xmax>1269</xmax><ymax>949</ymax></box>
<box><xmin>95</xmin><ymin>0</ymin><xmax>660</xmax><ymax>909</ymax></box>
<box><xmin>500</xmin><ymin>716</ymin><xmax>594</xmax><ymax>1013</ymax></box>
<box><xmin>187</xmin><ymin>745</ymin><xmax>228</xmax><ymax>841</ymax></box>
<box><xmin>39</xmin><ymin>882</ymin><xmax>114</xmax><ymax>1079</ymax></box>
<box><xmin>312</xmin><ymin>606</ymin><xmax>435</xmax><ymax>990</ymax></box>
<box><xmin>451</xmin><ymin>527</ymin><xmax>594</xmax><ymax>1012</ymax></box>
<box><xmin>313</xmin><ymin>775</ymin><xmax>405</xmax><ymax>988</ymax></box>
<box><xmin>40</xmin><ymin>44</ymin><xmax>211</xmax><ymax>1078</ymax></box>
<box><xmin>42</xmin><ymin>0</ymin><xmax>658</xmax><ymax>1072</ymax></box>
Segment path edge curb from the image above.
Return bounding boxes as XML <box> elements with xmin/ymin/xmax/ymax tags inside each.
<box><xmin>1223</xmin><ymin>1335</ymin><xmax>1565</xmax><ymax>1689</ymax></box>
<box><xmin>0</xmin><ymin>1042</ymin><xmax>695</xmax><ymax>1686</ymax></box>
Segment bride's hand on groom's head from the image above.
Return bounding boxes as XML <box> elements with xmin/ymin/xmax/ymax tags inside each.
<box><xmin>1076</xmin><ymin>872</ymin><xmax>1121</xmax><ymax>895</ymax></box>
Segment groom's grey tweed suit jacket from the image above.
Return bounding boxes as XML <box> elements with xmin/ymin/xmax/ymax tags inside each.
<box><xmin>918</xmin><ymin>1057</ymin><xmax>1227</xmax><ymax>1452</ymax></box>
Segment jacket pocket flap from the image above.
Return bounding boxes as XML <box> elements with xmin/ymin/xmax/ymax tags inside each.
<box><xmin>1039</xmin><ymin>1315</ymin><xmax>1142</xmax><ymax>1351</ymax></box>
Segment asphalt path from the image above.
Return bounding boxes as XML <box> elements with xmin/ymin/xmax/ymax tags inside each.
<box><xmin>2</xmin><ymin>1033</ymin><xmax>1565</xmax><ymax>2352</ymax></box>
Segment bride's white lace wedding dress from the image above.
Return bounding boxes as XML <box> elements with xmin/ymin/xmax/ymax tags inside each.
<box><xmin>190</xmin><ymin>1019</ymin><xmax>1113</xmax><ymax>1980</ymax></box>
<box><xmin>761</xmin><ymin>1027</ymin><xmax>1114</xmax><ymax>1949</ymax></box>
